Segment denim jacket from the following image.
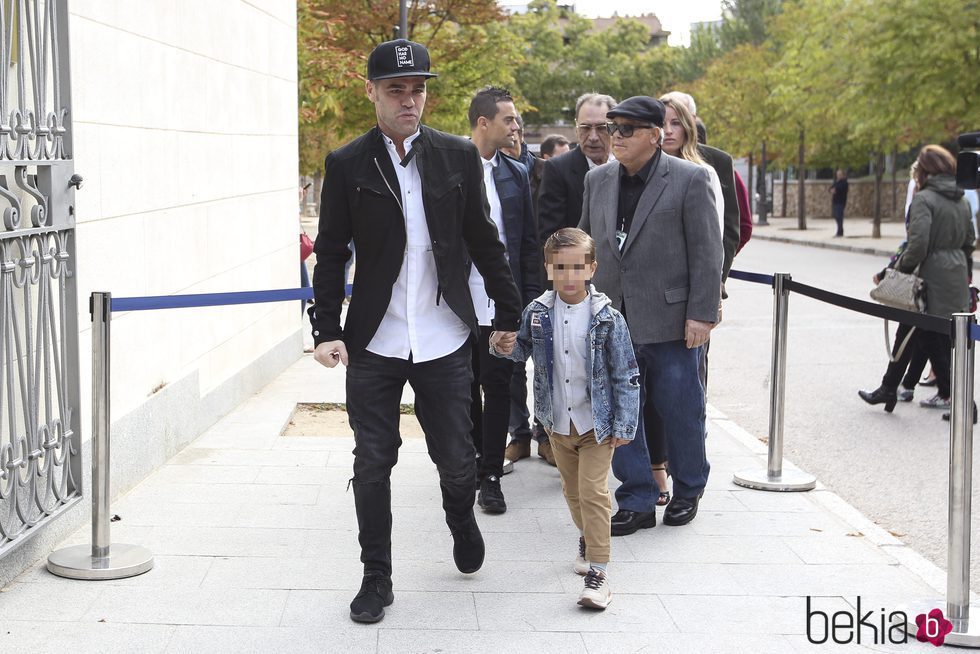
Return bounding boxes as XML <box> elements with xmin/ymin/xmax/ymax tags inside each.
<box><xmin>495</xmin><ymin>287</ymin><xmax>640</xmax><ymax>444</ymax></box>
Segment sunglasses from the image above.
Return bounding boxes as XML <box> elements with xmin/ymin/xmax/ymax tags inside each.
<box><xmin>606</xmin><ymin>123</ymin><xmax>654</xmax><ymax>138</ymax></box>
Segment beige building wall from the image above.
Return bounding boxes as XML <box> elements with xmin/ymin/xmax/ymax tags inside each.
<box><xmin>70</xmin><ymin>0</ymin><xmax>300</xmax><ymax>418</ymax></box>
<box><xmin>0</xmin><ymin>0</ymin><xmax>300</xmax><ymax>584</ymax></box>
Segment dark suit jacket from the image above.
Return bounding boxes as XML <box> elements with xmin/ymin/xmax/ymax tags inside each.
<box><xmin>537</xmin><ymin>146</ymin><xmax>591</xmax><ymax>245</ymax></box>
<box><xmin>491</xmin><ymin>155</ymin><xmax>541</xmax><ymax>306</ymax></box>
<box><xmin>309</xmin><ymin>125</ymin><xmax>522</xmax><ymax>355</ymax></box>
<box><xmin>698</xmin><ymin>144</ymin><xmax>739</xmax><ymax>280</ymax></box>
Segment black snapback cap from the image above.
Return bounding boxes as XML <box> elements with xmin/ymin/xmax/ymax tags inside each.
<box><xmin>367</xmin><ymin>39</ymin><xmax>438</xmax><ymax>81</ymax></box>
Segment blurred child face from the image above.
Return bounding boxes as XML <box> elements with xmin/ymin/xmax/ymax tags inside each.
<box><xmin>546</xmin><ymin>245</ymin><xmax>597</xmax><ymax>301</ymax></box>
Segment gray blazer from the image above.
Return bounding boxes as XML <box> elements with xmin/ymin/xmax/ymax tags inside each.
<box><xmin>579</xmin><ymin>153</ymin><xmax>723</xmax><ymax>344</ymax></box>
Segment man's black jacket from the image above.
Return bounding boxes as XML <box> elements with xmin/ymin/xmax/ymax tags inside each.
<box><xmin>537</xmin><ymin>146</ymin><xmax>590</xmax><ymax>245</ymax></box>
<box><xmin>309</xmin><ymin>125</ymin><xmax>522</xmax><ymax>356</ymax></box>
<box><xmin>698</xmin><ymin>144</ymin><xmax>739</xmax><ymax>281</ymax></box>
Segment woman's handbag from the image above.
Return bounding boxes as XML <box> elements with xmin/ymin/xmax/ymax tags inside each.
<box><xmin>300</xmin><ymin>232</ymin><xmax>314</xmax><ymax>261</ymax></box>
<box><xmin>869</xmin><ymin>268</ymin><xmax>924</xmax><ymax>361</ymax></box>
<box><xmin>869</xmin><ymin>268</ymin><xmax>925</xmax><ymax>313</ymax></box>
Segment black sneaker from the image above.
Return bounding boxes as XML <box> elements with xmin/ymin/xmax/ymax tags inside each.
<box><xmin>478</xmin><ymin>475</ymin><xmax>507</xmax><ymax>514</ymax></box>
<box><xmin>349</xmin><ymin>573</ymin><xmax>394</xmax><ymax>623</ymax></box>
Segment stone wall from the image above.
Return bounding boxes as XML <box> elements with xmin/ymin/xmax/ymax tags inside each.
<box><xmin>772</xmin><ymin>178</ymin><xmax>909</xmax><ymax>221</ymax></box>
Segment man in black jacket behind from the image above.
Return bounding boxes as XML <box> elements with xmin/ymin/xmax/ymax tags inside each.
<box><xmin>309</xmin><ymin>39</ymin><xmax>522</xmax><ymax>625</ymax></box>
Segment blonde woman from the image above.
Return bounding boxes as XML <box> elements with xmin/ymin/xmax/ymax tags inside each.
<box><xmin>658</xmin><ymin>95</ymin><xmax>725</xmax><ymax>235</ymax></box>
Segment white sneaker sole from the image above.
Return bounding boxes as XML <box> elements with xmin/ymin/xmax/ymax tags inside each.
<box><xmin>577</xmin><ymin>592</ymin><xmax>612</xmax><ymax>609</ymax></box>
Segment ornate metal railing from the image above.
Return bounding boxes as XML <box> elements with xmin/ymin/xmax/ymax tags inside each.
<box><xmin>0</xmin><ymin>0</ymin><xmax>81</xmax><ymax>558</ymax></box>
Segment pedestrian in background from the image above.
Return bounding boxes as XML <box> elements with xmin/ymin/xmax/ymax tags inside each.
<box><xmin>829</xmin><ymin>169</ymin><xmax>849</xmax><ymax>237</ymax></box>
<box><xmin>858</xmin><ymin>146</ymin><xmax>974</xmax><ymax>414</ymax></box>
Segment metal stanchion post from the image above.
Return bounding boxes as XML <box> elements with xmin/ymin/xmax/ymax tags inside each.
<box><xmin>734</xmin><ymin>273</ymin><xmax>816</xmax><ymax>491</ymax></box>
<box><xmin>905</xmin><ymin>313</ymin><xmax>980</xmax><ymax>646</ymax></box>
<box><xmin>47</xmin><ymin>292</ymin><xmax>154</xmax><ymax>580</ymax></box>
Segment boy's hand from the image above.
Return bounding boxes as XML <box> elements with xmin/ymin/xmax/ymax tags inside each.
<box><xmin>490</xmin><ymin>330</ymin><xmax>516</xmax><ymax>354</ymax></box>
<box><xmin>610</xmin><ymin>437</ymin><xmax>631</xmax><ymax>448</ymax></box>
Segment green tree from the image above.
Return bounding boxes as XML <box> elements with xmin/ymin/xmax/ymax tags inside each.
<box><xmin>297</xmin><ymin>0</ymin><xmax>522</xmax><ymax>175</ymax></box>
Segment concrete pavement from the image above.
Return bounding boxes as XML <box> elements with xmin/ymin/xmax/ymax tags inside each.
<box><xmin>0</xmin><ymin>350</ymin><xmax>955</xmax><ymax>652</ymax></box>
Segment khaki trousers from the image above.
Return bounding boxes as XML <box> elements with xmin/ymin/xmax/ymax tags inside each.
<box><xmin>549</xmin><ymin>425</ymin><xmax>614</xmax><ymax>563</ymax></box>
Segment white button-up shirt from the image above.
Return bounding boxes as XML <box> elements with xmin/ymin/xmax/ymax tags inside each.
<box><xmin>468</xmin><ymin>153</ymin><xmax>506</xmax><ymax>327</ymax></box>
<box><xmin>364</xmin><ymin>129</ymin><xmax>470</xmax><ymax>362</ymax></box>
<box><xmin>552</xmin><ymin>294</ymin><xmax>594</xmax><ymax>436</ymax></box>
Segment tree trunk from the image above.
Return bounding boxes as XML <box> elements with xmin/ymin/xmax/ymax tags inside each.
<box><xmin>747</xmin><ymin>151</ymin><xmax>754</xmax><ymax>220</ymax></box>
<box><xmin>313</xmin><ymin>172</ymin><xmax>323</xmax><ymax>216</ymax></box>
<box><xmin>797</xmin><ymin>128</ymin><xmax>806</xmax><ymax>230</ymax></box>
<box><xmin>758</xmin><ymin>140</ymin><xmax>769</xmax><ymax>225</ymax></box>
<box><xmin>781</xmin><ymin>167</ymin><xmax>788</xmax><ymax>217</ymax></box>
<box><xmin>891</xmin><ymin>147</ymin><xmax>898</xmax><ymax>220</ymax></box>
<box><xmin>872</xmin><ymin>150</ymin><xmax>884</xmax><ymax>238</ymax></box>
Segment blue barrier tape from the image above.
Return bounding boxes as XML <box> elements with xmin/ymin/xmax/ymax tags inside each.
<box><xmin>728</xmin><ymin>269</ymin><xmax>774</xmax><ymax>286</ymax></box>
<box><xmin>110</xmin><ymin>285</ymin><xmax>352</xmax><ymax>312</ymax></box>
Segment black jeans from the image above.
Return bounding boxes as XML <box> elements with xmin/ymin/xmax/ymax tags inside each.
<box><xmin>470</xmin><ymin>326</ymin><xmax>514</xmax><ymax>478</ymax></box>
<box><xmin>881</xmin><ymin>323</ymin><xmax>942</xmax><ymax>394</ymax></box>
<box><xmin>508</xmin><ymin>362</ymin><xmax>547</xmax><ymax>444</ymax></box>
<box><xmin>346</xmin><ymin>344</ymin><xmax>476</xmax><ymax>577</ymax></box>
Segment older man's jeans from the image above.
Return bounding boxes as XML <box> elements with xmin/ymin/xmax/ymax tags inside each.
<box><xmin>612</xmin><ymin>340</ymin><xmax>710</xmax><ymax>511</ymax></box>
<box><xmin>346</xmin><ymin>345</ymin><xmax>476</xmax><ymax>577</ymax></box>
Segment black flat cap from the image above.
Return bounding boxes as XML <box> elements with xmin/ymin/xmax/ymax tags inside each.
<box><xmin>367</xmin><ymin>39</ymin><xmax>438</xmax><ymax>81</ymax></box>
<box><xmin>606</xmin><ymin>96</ymin><xmax>665</xmax><ymax>127</ymax></box>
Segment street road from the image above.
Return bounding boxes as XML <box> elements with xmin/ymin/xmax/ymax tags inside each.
<box><xmin>710</xmin><ymin>238</ymin><xmax>978</xmax><ymax>580</ymax></box>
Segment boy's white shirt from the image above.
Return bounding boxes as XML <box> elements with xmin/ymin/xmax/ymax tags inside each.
<box><xmin>552</xmin><ymin>291</ymin><xmax>594</xmax><ymax>436</ymax></box>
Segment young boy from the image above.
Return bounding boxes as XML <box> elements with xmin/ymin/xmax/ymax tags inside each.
<box><xmin>491</xmin><ymin>227</ymin><xmax>640</xmax><ymax>609</ymax></box>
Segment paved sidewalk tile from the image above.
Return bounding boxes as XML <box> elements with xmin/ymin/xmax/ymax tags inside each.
<box><xmin>0</xmin><ymin>354</ymin><xmax>947</xmax><ymax>652</ymax></box>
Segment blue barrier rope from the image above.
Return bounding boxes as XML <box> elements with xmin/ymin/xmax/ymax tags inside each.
<box><xmin>110</xmin><ymin>285</ymin><xmax>352</xmax><ymax>312</ymax></box>
<box><xmin>728</xmin><ymin>269</ymin><xmax>774</xmax><ymax>286</ymax></box>
<box><xmin>972</xmin><ymin>323</ymin><xmax>980</xmax><ymax>343</ymax></box>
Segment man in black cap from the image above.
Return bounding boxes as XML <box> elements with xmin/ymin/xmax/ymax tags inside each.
<box><xmin>309</xmin><ymin>38</ymin><xmax>522</xmax><ymax>624</ymax></box>
<box><xmin>579</xmin><ymin>96</ymin><xmax>722</xmax><ymax>532</ymax></box>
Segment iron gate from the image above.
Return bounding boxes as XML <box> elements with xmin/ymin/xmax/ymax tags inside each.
<box><xmin>0</xmin><ymin>0</ymin><xmax>81</xmax><ymax>558</ymax></box>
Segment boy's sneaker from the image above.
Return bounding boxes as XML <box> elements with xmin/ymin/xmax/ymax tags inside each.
<box><xmin>578</xmin><ymin>568</ymin><xmax>611</xmax><ymax>609</ymax></box>
<box><xmin>478</xmin><ymin>475</ymin><xmax>507</xmax><ymax>514</ymax></box>
<box><xmin>573</xmin><ymin>536</ymin><xmax>589</xmax><ymax>575</ymax></box>
<box><xmin>920</xmin><ymin>393</ymin><xmax>951</xmax><ymax>409</ymax></box>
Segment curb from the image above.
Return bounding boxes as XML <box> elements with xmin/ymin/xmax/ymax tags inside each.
<box><xmin>751</xmin><ymin>231</ymin><xmax>897</xmax><ymax>258</ymax></box>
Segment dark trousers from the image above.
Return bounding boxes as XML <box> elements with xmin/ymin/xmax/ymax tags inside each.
<box><xmin>613</xmin><ymin>341</ymin><xmax>709</xmax><ymax>507</ymax></box>
<box><xmin>470</xmin><ymin>326</ymin><xmax>514</xmax><ymax>478</ymax></box>
<box><xmin>883</xmin><ymin>329</ymin><xmax>951</xmax><ymax>398</ymax></box>
<box><xmin>832</xmin><ymin>203</ymin><xmax>845</xmax><ymax>235</ymax></box>
<box><xmin>346</xmin><ymin>345</ymin><xmax>476</xmax><ymax>577</ymax></box>
<box><xmin>508</xmin><ymin>362</ymin><xmax>547</xmax><ymax>444</ymax></box>
<box><xmin>880</xmin><ymin>322</ymin><xmax>931</xmax><ymax>392</ymax></box>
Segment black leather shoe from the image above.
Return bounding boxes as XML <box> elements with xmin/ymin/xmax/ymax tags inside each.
<box><xmin>451</xmin><ymin>516</ymin><xmax>485</xmax><ymax>573</ymax></box>
<box><xmin>663</xmin><ymin>495</ymin><xmax>701</xmax><ymax>526</ymax></box>
<box><xmin>478</xmin><ymin>475</ymin><xmax>507</xmax><ymax>514</ymax></box>
<box><xmin>350</xmin><ymin>573</ymin><xmax>394</xmax><ymax>623</ymax></box>
<box><xmin>858</xmin><ymin>386</ymin><xmax>898</xmax><ymax>413</ymax></box>
<box><xmin>610</xmin><ymin>508</ymin><xmax>656</xmax><ymax>536</ymax></box>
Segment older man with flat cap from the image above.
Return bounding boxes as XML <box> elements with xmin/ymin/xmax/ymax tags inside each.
<box><xmin>579</xmin><ymin>96</ymin><xmax>722</xmax><ymax>533</ymax></box>
<box><xmin>309</xmin><ymin>39</ymin><xmax>522</xmax><ymax>624</ymax></box>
